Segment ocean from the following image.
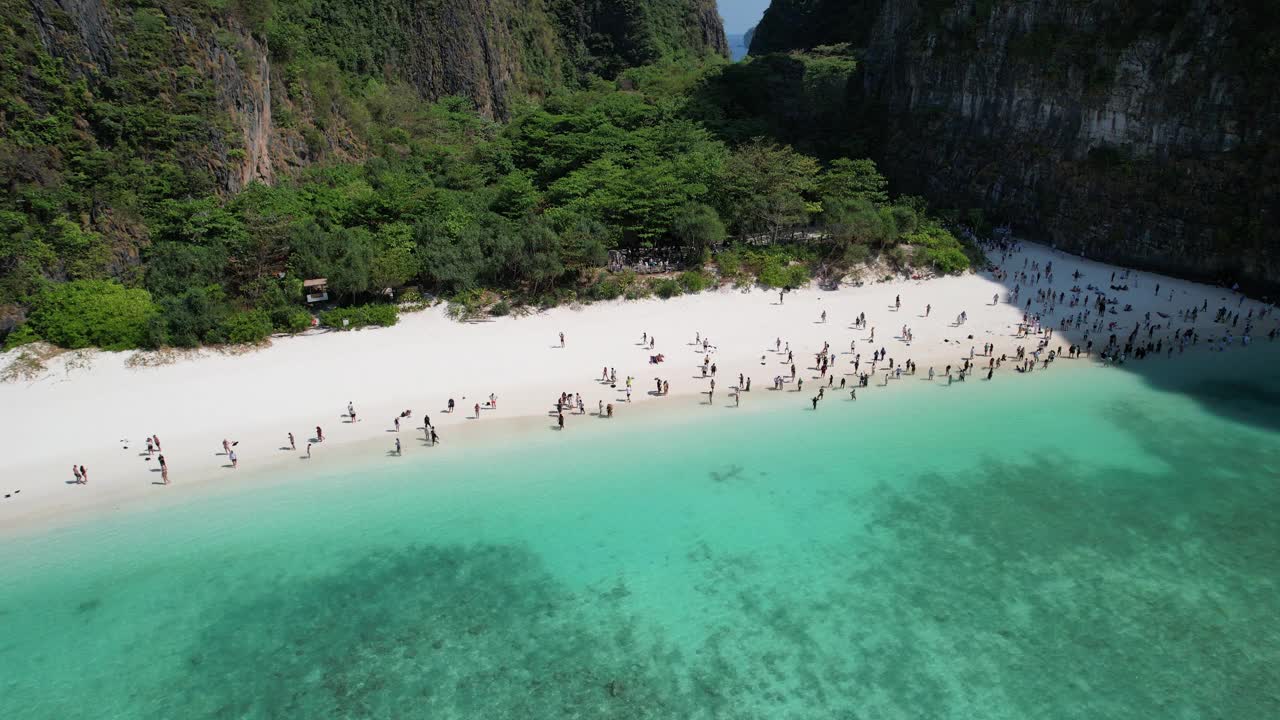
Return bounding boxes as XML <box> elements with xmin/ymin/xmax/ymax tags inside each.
<box><xmin>728</xmin><ymin>34</ymin><xmax>749</xmax><ymax>61</ymax></box>
<box><xmin>2</xmin><ymin>349</ymin><xmax>1278</xmax><ymax>718</ymax></box>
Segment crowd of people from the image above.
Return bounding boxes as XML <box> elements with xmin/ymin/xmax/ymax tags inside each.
<box><xmin>70</xmin><ymin>240</ymin><xmax>1277</xmax><ymax>490</ymax></box>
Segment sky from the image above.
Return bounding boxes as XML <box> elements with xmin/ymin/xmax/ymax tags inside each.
<box><xmin>718</xmin><ymin>0</ymin><xmax>771</xmax><ymax>34</ymax></box>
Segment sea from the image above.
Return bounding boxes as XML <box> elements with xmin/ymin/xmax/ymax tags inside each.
<box><xmin>728</xmin><ymin>34</ymin><xmax>749</xmax><ymax>61</ymax></box>
<box><xmin>2</xmin><ymin>348</ymin><xmax>1278</xmax><ymax>719</ymax></box>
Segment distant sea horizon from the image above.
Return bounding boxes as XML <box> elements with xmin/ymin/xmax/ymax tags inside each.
<box><xmin>728</xmin><ymin>32</ymin><xmax>749</xmax><ymax>61</ymax></box>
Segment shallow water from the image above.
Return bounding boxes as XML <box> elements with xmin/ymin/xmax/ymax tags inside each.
<box><xmin>2</xmin><ymin>350</ymin><xmax>1279</xmax><ymax>719</ymax></box>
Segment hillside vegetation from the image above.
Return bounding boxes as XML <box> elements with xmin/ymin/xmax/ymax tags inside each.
<box><xmin>1</xmin><ymin>1</ymin><xmax>972</xmax><ymax>351</ymax></box>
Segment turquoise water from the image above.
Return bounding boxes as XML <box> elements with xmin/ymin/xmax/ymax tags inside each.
<box><xmin>3</xmin><ymin>352</ymin><xmax>1279</xmax><ymax>718</ymax></box>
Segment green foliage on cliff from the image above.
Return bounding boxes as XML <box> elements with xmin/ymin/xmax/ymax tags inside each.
<box><xmin>0</xmin><ymin>1</ymin><xmax>966</xmax><ymax>351</ymax></box>
<box><xmin>687</xmin><ymin>45</ymin><xmax>863</xmax><ymax>158</ymax></box>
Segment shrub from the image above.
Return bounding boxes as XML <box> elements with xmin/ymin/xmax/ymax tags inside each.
<box><xmin>926</xmin><ymin>245</ymin><xmax>970</xmax><ymax>274</ymax></box>
<box><xmin>2</xmin><ymin>325</ymin><xmax>39</xmax><ymax>350</ymax></box>
<box><xmin>489</xmin><ymin>300</ymin><xmax>511</xmax><ymax>317</ymax></box>
<box><xmin>650</xmin><ymin>278</ymin><xmax>683</xmax><ymax>299</ymax></box>
<box><xmin>27</xmin><ymin>280</ymin><xmax>158</xmax><ymax>350</ymax></box>
<box><xmin>843</xmin><ymin>243</ymin><xmax>871</xmax><ymax>266</ymax></box>
<box><xmin>624</xmin><ymin>284</ymin><xmax>651</xmax><ymax>300</ymax></box>
<box><xmin>273</xmin><ymin>308</ymin><xmax>314</xmax><ymax>333</ymax></box>
<box><xmin>887</xmin><ymin>245</ymin><xmax>911</xmax><ymax>269</ymax></box>
<box><xmin>678</xmin><ymin>270</ymin><xmax>714</xmax><ymax>293</ymax></box>
<box><xmin>320</xmin><ymin>303</ymin><xmax>399</xmax><ymax>329</ymax></box>
<box><xmin>715</xmin><ymin>248</ymin><xmax>743</xmax><ymax>278</ymax></box>
<box><xmin>757</xmin><ymin>256</ymin><xmax>810</xmax><ymax>289</ymax></box>
<box><xmin>905</xmin><ymin>225</ymin><xmax>972</xmax><ymax>275</ymax></box>
<box><xmin>157</xmin><ymin>285</ymin><xmax>232</xmax><ymax>347</ymax></box>
<box><xmin>398</xmin><ymin>287</ymin><xmax>429</xmax><ymax>310</ymax></box>
<box><xmin>783</xmin><ymin>264</ymin><xmax>811</xmax><ymax>288</ymax></box>
<box><xmin>220</xmin><ymin>310</ymin><xmax>274</xmax><ymax>344</ymax></box>
<box><xmin>588</xmin><ymin>277</ymin><xmax>623</xmax><ymax>301</ymax></box>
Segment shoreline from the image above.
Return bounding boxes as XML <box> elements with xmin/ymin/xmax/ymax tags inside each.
<box><xmin>2</xmin><ymin>241</ymin><xmax>1275</xmax><ymax>535</ymax></box>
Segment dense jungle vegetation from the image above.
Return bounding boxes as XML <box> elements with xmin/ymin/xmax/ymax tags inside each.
<box><xmin>0</xmin><ymin>2</ymin><xmax>975</xmax><ymax>351</ymax></box>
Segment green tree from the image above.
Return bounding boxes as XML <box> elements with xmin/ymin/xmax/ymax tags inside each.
<box><xmin>819</xmin><ymin>158</ymin><xmax>890</xmax><ymax>205</ymax></box>
<box><xmin>491</xmin><ymin>171</ymin><xmax>541</xmax><ymax>218</ymax></box>
<box><xmin>716</xmin><ymin>140</ymin><xmax>819</xmax><ymax>238</ymax></box>
<box><xmin>415</xmin><ymin>223</ymin><xmax>484</xmax><ymax>293</ymax></box>
<box><xmin>671</xmin><ymin>202</ymin><xmax>726</xmax><ymax>263</ymax></box>
<box><xmin>157</xmin><ymin>284</ymin><xmax>232</xmax><ymax>347</ymax></box>
<box><xmin>370</xmin><ymin>222</ymin><xmax>417</xmax><ymax>291</ymax></box>
<box><xmin>289</xmin><ymin>222</ymin><xmax>376</xmax><ymax>301</ymax></box>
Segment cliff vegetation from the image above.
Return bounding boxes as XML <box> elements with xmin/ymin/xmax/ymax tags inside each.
<box><xmin>1</xmin><ymin>0</ymin><xmax>971</xmax><ymax>350</ymax></box>
<box><xmin>749</xmin><ymin>0</ymin><xmax>1280</xmax><ymax>293</ymax></box>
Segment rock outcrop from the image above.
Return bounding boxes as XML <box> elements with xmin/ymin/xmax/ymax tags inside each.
<box><xmin>15</xmin><ymin>0</ymin><xmax>728</xmax><ymax>192</ymax></box>
<box><xmin>752</xmin><ymin>0</ymin><xmax>1280</xmax><ymax>292</ymax></box>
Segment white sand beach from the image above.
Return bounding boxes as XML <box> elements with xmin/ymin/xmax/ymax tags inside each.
<box><xmin>1</xmin><ymin>242</ymin><xmax>1272</xmax><ymax>531</ymax></box>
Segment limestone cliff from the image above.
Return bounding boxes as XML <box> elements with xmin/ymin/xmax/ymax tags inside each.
<box><xmin>12</xmin><ymin>0</ymin><xmax>727</xmax><ymax>193</ymax></box>
<box><xmin>752</xmin><ymin>0</ymin><xmax>1280</xmax><ymax>292</ymax></box>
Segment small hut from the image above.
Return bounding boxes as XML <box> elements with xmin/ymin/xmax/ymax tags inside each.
<box><xmin>303</xmin><ymin>278</ymin><xmax>329</xmax><ymax>304</ymax></box>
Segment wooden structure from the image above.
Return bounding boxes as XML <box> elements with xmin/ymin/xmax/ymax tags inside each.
<box><xmin>303</xmin><ymin>278</ymin><xmax>329</xmax><ymax>304</ymax></box>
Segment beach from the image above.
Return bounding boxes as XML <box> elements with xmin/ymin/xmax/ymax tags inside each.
<box><xmin>1</xmin><ymin>241</ymin><xmax>1274</xmax><ymax>533</ymax></box>
<box><xmin>2</xmin><ymin>329</ymin><xmax>1278</xmax><ymax>719</ymax></box>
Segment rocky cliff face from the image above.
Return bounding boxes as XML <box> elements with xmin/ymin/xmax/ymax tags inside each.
<box><xmin>753</xmin><ymin>0</ymin><xmax>1280</xmax><ymax>292</ymax></box>
<box><xmin>15</xmin><ymin>0</ymin><xmax>727</xmax><ymax>192</ymax></box>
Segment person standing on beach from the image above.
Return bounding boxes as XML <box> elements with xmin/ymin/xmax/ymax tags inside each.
<box><xmin>431</xmin><ymin>428</ymin><xmax>440</xmax><ymax>445</ymax></box>
<box><xmin>926</xmin><ymin>304</ymin><xmax>931</xmax><ymax>317</ymax></box>
<box><xmin>288</xmin><ymin>432</ymin><xmax>296</xmax><ymax>450</ymax></box>
<box><xmin>306</xmin><ymin>443</ymin><xmax>312</xmax><ymax>458</ymax></box>
<box><xmin>558</xmin><ymin>412</ymin><xmax>565</xmax><ymax>430</ymax></box>
<box><xmin>316</xmin><ymin>426</ymin><xmax>324</xmax><ymax>442</ymax></box>
<box><xmin>159</xmin><ymin>454</ymin><xmax>169</xmax><ymax>484</ymax></box>
<box><xmin>73</xmin><ymin>465</ymin><xmax>82</xmax><ymax>484</ymax></box>
<box><xmin>560</xmin><ymin>332</ymin><xmax>565</xmax><ymax>347</ymax></box>
<box><xmin>222</xmin><ymin>438</ymin><xmax>231</xmax><ymax>455</ymax></box>
<box><xmin>448</xmin><ymin>398</ymin><xmax>455</xmax><ymax>413</ymax></box>
<box><xmin>475</xmin><ymin>402</ymin><xmax>481</xmax><ymax>418</ymax></box>
<box><xmin>229</xmin><ymin>450</ymin><xmax>238</xmax><ymax>468</ymax></box>
<box><xmin>153</xmin><ymin>435</ymin><xmax>161</xmax><ymax>452</ymax></box>
<box><xmin>395</xmin><ymin>438</ymin><xmax>402</xmax><ymax>455</ymax></box>
<box><xmin>394</xmin><ymin>417</ymin><xmax>400</xmax><ymax>432</ymax></box>
<box><xmin>80</xmin><ymin>465</ymin><xmax>88</xmax><ymax>484</ymax></box>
